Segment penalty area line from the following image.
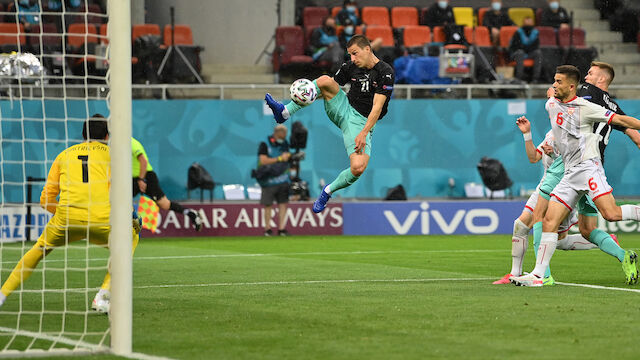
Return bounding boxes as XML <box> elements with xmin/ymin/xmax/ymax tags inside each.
<box><xmin>134</xmin><ymin>277</ymin><xmax>495</xmax><ymax>289</ymax></box>
<box><xmin>557</xmin><ymin>281</ymin><xmax>640</xmax><ymax>294</ymax></box>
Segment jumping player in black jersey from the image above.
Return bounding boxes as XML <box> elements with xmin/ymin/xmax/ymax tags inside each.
<box><xmin>575</xmin><ymin>61</ymin><xmax>640</xmax><ymax>244</ymax></box>
<box><xmin>264</xmin><ymin>34</ymin><xmax>395</xmax><ymax>213</ymax></box>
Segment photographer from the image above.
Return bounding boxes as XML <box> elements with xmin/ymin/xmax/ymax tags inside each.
<box><xmin>256</xmin><ymin>125</ymin><xmax>291</xmax><ymax>236</ymax></box>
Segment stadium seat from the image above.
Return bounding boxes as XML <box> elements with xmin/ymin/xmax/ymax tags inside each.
<box><xmin>498</xmin><ymin>26</ymin><xmax>518</xmax><ymax>49</ymax></box>
<box><xmin>464</xmin><ymin>26</ymin><xmax>473</xmax><ymax>44</ymax></box>
<box><xmin>473</xmin><ymin>26</ymin><xmax>492</xmax><ymax>47</ymax></box>
<box><xmin>402</xmin><ymin>25</ymin><xmax>430</xmax><ymax>48</ymax></box>
<box><xmin>27</xmin><ymin>23</ymin><xmax>61</xmax><ymax>52</ymax></box>
<box><xmin>508</xmin><ymin>8</ymin><xmax>535</xmax><ymax>27</ymax></box>
<box><xmin>331</xmin><ymin>6</ymin><xmax>359</xmax><ymax>19</ymax></box>
<box><xmin>303</xmin><ymin>7</ymin><xmax>329</xmax><ymax>28</ymax></box>
<box><xmin>67</xmin><ymin>23</ymin><xmax>97</xmax><ymax>49</ymax></box>
<box><xmin>477</xmin><ymin>7</ymin><xmax>489</xmax><ymax>27</ymax></box>
<box><xmin>272</xmin><ymin>26</ymin><xmax>312</xmax><ymax>72</ymax></box>
<box><xmin>365</xmin><ymin>25</ymin><xmax>394</xmax><ymax>46</ymax></box>
<box><xmin>132</xmin><ymin>24</ymin><xmax>161</xmax><ymax>43</ymax></box>
<box><xmin>99</xmin><ymin>23</ymin><xmax>108</xmax><ymax>44</ymax></box>
<box><xmin>535</xmin><ymin>8</ymin><xmax>543</xmax><ymax>26</ymax></box>
<box><xmin>453</xmin><ymin>7</ymin><xmax>474</xmax><ymax>28</ymax></box>
<box><xmin>303</xmin><ymin>26</ymin><xmax>317</xmax><ymax>52</ymax></box>
<box><xmin>432</xmin><ymin>26</ymin><xmax>445</xmax><ymax>43</ymax></box>
<box><xmin>558</xmin><ymin>27</ymin><xmax>586</xmax><ymax>48</ymax></box>
<box><xmin>361</xmin><ymin>6</ymin><xmax>390</xmax><ymax>26</ymax></box>
<box><xmin>163</xmin><ymin>24</ymin><xmax>194</xmax><ymax>46</ymax></box>
<box><xmin>391</xmin><ymin>7</ymin><xmax>418</xmax><ymax>27</ymax></box>
<box><xmin>0</xmin><ymin>22</ymin><xmax>26</xmax><ymax>52</ymax></box>
<box><xmin>537</xmin><ymin>26</ymin><xmax>557</xmax><ymax>47</ymax></box>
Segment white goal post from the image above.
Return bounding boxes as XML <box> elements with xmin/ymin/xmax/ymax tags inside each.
<box><xmin>0</xmin><ymin>0</ymin><xmax>133</xmax><ymax>357</ymax></box>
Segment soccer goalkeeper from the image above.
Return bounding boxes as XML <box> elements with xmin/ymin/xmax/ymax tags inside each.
<box><xmin>0</xmin><ymin>115</ymin><xmax>139</xmax><ymax>313</ymax></box>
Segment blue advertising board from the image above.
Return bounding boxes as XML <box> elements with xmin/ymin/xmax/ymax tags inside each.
<box><xmin>343</xmin><ymin>201</ymin><xmax>526</xmax><ymax>235</ymax></box>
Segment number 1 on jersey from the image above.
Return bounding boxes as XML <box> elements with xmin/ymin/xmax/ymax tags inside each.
<box><xmin>78</xmin><ymin>155</ymin><xmax>89</xmax><ymax>183</ymax></box>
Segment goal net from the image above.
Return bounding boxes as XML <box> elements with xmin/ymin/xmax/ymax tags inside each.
<box><xmin>0</xmin><ymin>0</ymin><xmax>132</xmax><ymax>356</ymax></box>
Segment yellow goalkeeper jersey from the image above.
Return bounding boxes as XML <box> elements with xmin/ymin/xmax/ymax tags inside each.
<box><xmin>40</xmin><ymin>141</ymin><xmax>111</xmax><ymax>223</ymax></box>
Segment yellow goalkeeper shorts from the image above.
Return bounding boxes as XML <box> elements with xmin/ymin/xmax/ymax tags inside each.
<box><xmin>36</xmin><ymin>214</ymin><xmax>111</xmax><ymax>248</ymax></box>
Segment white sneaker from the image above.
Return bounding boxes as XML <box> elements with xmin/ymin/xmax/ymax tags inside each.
<box><xmin>92</xmin><ymin>292</ymin><xmax>110</xmax><ymax>313</ymax></box>
<box><xmin>510</xmin><ymin>273</ymin><xmax>543</xmax><ymax>287</ymax></box>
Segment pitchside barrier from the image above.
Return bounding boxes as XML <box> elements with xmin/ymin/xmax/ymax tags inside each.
<box><xmin>5</xmin><ymin>200</ymin><xmax>640</xmax><ymax>242</ymax></box>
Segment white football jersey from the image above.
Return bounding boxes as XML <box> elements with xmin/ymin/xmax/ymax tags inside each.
<box><xmin>536</xmin><ymin>130</ymin><xmax>559</xmax><ymax>170</ymax></box>
<box><xmin>545</xmin><ymin>96</ymin><xmax>615</xmax><ymax>169</ymax></box>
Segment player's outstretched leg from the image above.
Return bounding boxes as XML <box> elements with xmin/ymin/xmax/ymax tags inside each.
<box><xmin>266</xmin><ymin>77</ymin><xmax>340</xmax><ymax>124</ymax></box>
<box><xmin>494</xmin><ymin>216</ymin><xmax>530</xmax><ymax>284</ymax></box>
<box><xmin>314</xmin><ymin>153</ymin><xmax>368</xmax><ymax>213</ymax></box>
<box><xmin>0</xmin><ymin>244</ymin><xmax>51</xmax><ymax>307</ymax></box>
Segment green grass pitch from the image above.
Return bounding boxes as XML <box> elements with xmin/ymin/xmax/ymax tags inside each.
<box><xmin>2</xmin><ymin>233</ymin><xmax>640</xmax><ymax>359</ymax></box>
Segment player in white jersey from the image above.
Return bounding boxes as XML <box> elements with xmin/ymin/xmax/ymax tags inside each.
<box><xmin>512</xmin><ymin>65</ymin><xmax>640</xmax><ymax>287</ymax></box>
<box><xmin>493</xmin><ymin>124</ymin><xmax>595</xmax><ymax>285</ymax></box>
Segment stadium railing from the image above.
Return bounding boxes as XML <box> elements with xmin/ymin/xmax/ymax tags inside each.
<box><xmin>1</xmin><ymin>83</ymin><xmax>639</xmax><ymax>100</ymax></box>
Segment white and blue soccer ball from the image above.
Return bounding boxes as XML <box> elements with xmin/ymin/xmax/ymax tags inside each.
<box><xmin>290</xmin><ymin>78</ymin><xmax>317</xmax><ymax>107</ymax></box>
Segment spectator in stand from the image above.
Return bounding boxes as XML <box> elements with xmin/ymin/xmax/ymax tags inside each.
<box><xmin>594</xmin><ymin>0</ymin><xmax>623</xmax><ymax>20</ymax></box>
<box><xmin>508</xmin><ymin>17</ymin><xmax>542</xmax><ymax>82</ymax></box>
<box><xmin>483</xmin><ymin>0</ymin><xmax>514</xmax><ymax>46</ymax></box>
<box><xmin>338</xmin><ymin>17</ymin><xmax>383</xmax><ymax>55</ymax></box>
<box><xmin>424</xmin><ymin>0</ymin><xmax>455</xmax><ymax>27</ymax></box>
<box><xmin>17</xmin><ymin>0</ymin><xmax>41</xmax><ymax>31</ymax></box>
<box><xmin>336</xmin><ymin>0</ymin><xmax>361</xmax><ymax>26</ymax></box>
<box><xmin>540</xmin><ymin>0</ymin><xmax>570</xmax><ymax>29</ymax></box>
<box><xmin>310</xmin><ymin>17</ymin><xmax>345</xmax><ymax>73</ymax></box>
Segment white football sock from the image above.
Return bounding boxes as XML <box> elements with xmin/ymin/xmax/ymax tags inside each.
<box><xmin>282</xmin><ymin>107</ymin><xmax>291</xmax><ymax>120</ymax></box>
<box><xmin>621</xmin><ymin>205</ymin><xmax>640</xmax><ymax>221</ymax></box>
<box><xmin>532</xmin><ymin>232</ymin><xmax>558</xmax><ymax>278</ymax></box>
<box><xmin>510</xmin><ymin>219</ymin><xmax>530</xmax><ymax>276</ymax></box>
<box><xmin>557</xmin><ymin>234</ymin><xmax>597</xmax><ymax>250</ymax></box>
<box><xmin>0</xmin><ymin>292</ymin><xmax>6</xmax><ymax>307</ymax></box>
<box><xmin>324</xmin><ymin>185</ymin><xmax>332</xmax><ymax>194</ymax></box>
<box><xmin>97</xmin><ymin>288</ymin><xmax>110</xmax><ymax>300</ymax></box>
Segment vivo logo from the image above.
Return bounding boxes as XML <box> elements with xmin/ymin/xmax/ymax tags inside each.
<box><xmin>383</xmin><ymin>202</ymin><xmax>499</xmax><ymax>235</ymax></box>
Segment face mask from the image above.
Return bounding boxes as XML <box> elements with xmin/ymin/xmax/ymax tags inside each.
<box><xmin>549</xmin><ymin>1</ymin><xmax>559</xmax><ymax>10</ymax></box>
<box><xmin>438</xmin><ymin>1</ymin><xmax>448</xmax><ymax>9</ymax></box>
<box><xmin>491</xmin><ymin>2</ymin><xmax>501</xmax><ymax>11</ymax></box>
<box><xmin>344</xmin><ymin>26</ymin><xmax>354</xmax><ymax>35</ymax></box>
<box><xmin>276</xmin><ymin>138</ymin><xmax>284</xmax><ymax>144</ymax></box>
<box><xmin>346</xmin><ymin>6</ymin><xmax>356</xmax><ymax>14</ymax></box>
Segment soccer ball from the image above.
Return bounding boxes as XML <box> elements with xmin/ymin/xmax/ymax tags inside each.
<box><xmin>290</xmin><ymin>79</ymin><xmax>317</xmax><ymax>107</ymax></box>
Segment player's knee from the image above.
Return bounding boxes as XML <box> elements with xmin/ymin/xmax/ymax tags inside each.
<box><xmin>350</xmin><ymin>160</ymin><xmax>367</xmax><ymax>177</ymax></box>
<box><xmin>578</xmin><ymin>222</ymin><xmax>595</xmax><ymax>239</ymax></box>
<box><xmin>316</xmin><ymin>75</ymin><xmax>333</xmax><ymax>89</ymax></box>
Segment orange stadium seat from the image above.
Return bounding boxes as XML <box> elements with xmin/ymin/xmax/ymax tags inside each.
<box><xmin>163</xmin><ymin>24</ymin><xmax>193</xmax><ymax>46</ymax></box>
<box><xmin>391</xmin><ymin>7</ymin><xmax>418</xmax><ymax>27</ymax></box>
<box><xmin>508</xmin><ymin>7</ymin><xmax>535</xmax><ymax>27</ymax></box>
<box><xmin>132</xmin><ymin>24</ymin><xmax>161</xmax><ymax>43</ymax></box>
<box><xmin>477</xmin><ymin>7</ymin><xmax>489</xmax><ymax>26</ymax></box>
<box><xmin>361</xmin><ymin>6</ymin><xmax>390</xmax><ymax>26</ymax></box>
<box><xmin>402</xmin><ymin>25</ymin><xmax>430</xmax><ymax>47</ymax></box>
<box><xmin>303</xmin><ymin>7</ymin><xmax>329</xmax><ymax>28</ymax></box>
<box><xmin>99</xmin><ymin>23</ymin><xmax>108</xmax><ymax>44</ymax></box>
<box><xmin>558</xmin><ymin>27</ymin><xmax>586</xmax><ymax>48</ymax></box>
<box><xmin>473</xmin><ymin>26</ymin><xmax>492</xmax><ymax>47</ymax></box>
<box><xmin>365</xmin><ymin>25</ymin><xmax>393</xmax><ymax>46</ymax></box>
<box><xmin>0</xmin><ymin>22</ymin><xmax>26</xmax><ymax>50</ymax></box>
<box><xmin>67</xmin><ymin>23</ymin><xmax>97</xmax><ymax>49</ymax></box>
<box><xmin>464</xmin><ymin>26</ymin><xmax>473</xmax><ymax>44</ymax></box>
<box><xmin>499</xmin><ymin>25</ymin><xmax>518</xmax><ymax>48</ymax></box>
<box><xmin>432</xmin><ymin>26</ymin><xmax>445</xmax><ymax>43</ymax></box>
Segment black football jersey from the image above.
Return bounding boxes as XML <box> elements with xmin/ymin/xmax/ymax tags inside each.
<box><xmin>333</xmin><ymin>60</ymin><xmax>394</xmax><ymax>119</ymax></box>
<box><xmin>578</xmin><ymin>83</ymin><xmax>626</xmax><ymax>164</ymax></box>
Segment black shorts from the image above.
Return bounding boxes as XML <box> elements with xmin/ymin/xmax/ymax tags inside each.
<box><xmin>260</xmin><ymin>183</ymin><xmax>289</xmax><ymax>206</ymax></box>
<box><xmin>133</xmin><ymin>171</ymin><xmax>165</xmax><ymax>201</ymax></box>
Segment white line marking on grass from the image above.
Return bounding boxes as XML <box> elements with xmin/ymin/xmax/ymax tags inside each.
<box><xmin>557</xmin><ymin>282</ymin><xmax>640</xmax><ymax>294</ymax></box>
<box><xmin>134</xmin><ymin>277</ymin><xmax>495</xmax><ymax>289</ymax></box>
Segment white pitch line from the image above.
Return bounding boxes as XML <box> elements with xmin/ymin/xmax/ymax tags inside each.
<box><xmin>557</xmin><ymin>281</ymin><xmax>640</xmax><ymax>294</ymax></box>
<box><xmin>134</xmin><ymin>277</ymin><xmax>495</xmax><ymax>289</ymax></box>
